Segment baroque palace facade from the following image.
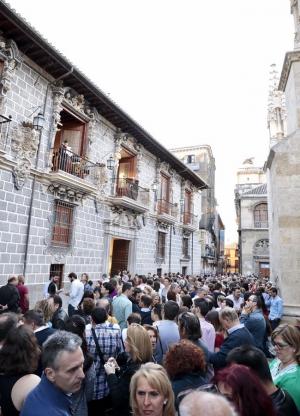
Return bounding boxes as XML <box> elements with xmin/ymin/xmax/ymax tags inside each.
<box><xmin>0</xmin><ymin>2</ymin><xmax>207</xmax><ymax>300</ymax></box>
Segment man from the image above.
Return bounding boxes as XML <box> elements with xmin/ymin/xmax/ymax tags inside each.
<box><xmin>226</xmin><ymin>287</ymin><xmax>243</xmax><ymax>313</ymax></box>
<box><xmin>227</xmin><ymin>345</ymin><xmax>299</xmax><ymax>416</ymax></box>
<box><xmin>86</xmin><ymin>307</ymin><xmax>122</xmax><ymax>415</ymax></box>
<box><xmin>192</xmin><ymin>287</ymin><xmax>208</xmax><ymax>300</ymax></box>
<box><xmin>0</xmin><ymin>276</ymin><xmax>20</xmax><ymax>314</ymax></box>
<box><xmin>65</xmin><ymin>272</ymin><xmax>84</xmax><ymax>317</ymax></box>
<box><xmin>160</xmin><ymin>277</ymin><xmax>171</xmax><ymax>303</ymax></box>
<box><xmin>239</xmin><ymin>294</ymin><xmax>266</xmax><ymax>350</ymax></box>
<box><xmin>193</xmin><ymin>298</ymin><xmax>216</xmax><ymax>352</ymax></box>
<box><xmin>154</xmin><ymin>300</ymin><xmax>180</xmax><ymax>364</ymax></box>
<box><xmin>179</xmin><ymin>391</ymin><xmax>237</xmax><ymax>416</ymax></box>
<box><xmin>16</xmin><ymin>275</ymin><xmax>29</xmax><ymax>313</ymax></box>
<box><xmin>129</xmin><ymin>287</ymin><xmax>142</xmax><ymax>313</ymax></box>
<box><xmin>208</xmin><ymin>307</ymin><xmax>255</xmax><ymax>370</ymax></box>
<box><xmin>139</xmin><ymin>294</ymin><xmax>153</xmax><ymax>325</ymax></box>
<box><xmin>265</xmin><ymin>287</ymin><xmax>283</xmax><ymax>330</ymax></box>
<box><xmin>21</xmin><ymin>331</ymin><xmax>85</xmax><ymax>416</ymax></box>
<box><xmin>112</xmin><ymin>282</ymin><xmax>133</xmax><ymax>330</ymax></box>
<box><xmin>100</xmin><ymin>282</ymin><xmax>115</xmax><ymax>301</ymax></box>
<box><xmin>43</xmin><ymin>275</ymin><xmax>61</xmax><ymax>299</ymax></box>
<box><xmin>51</xmin><ymin>295</ymin><xmax>68</xmax><ymax>330</ymax></box>
<box><xmin>23</xmin><ymin>309</ymin><xmax>56</xmax><ymax>347</ymax></box>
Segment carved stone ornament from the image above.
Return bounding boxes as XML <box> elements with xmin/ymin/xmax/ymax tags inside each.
<box><xmin>64</xmin><ymin>88</ymin><xmax>92</xmax><ymax>117</ymax></box>
<box><xmin>111</xmin><ymin>206</ymin><xmax>144</xmax><ymax>229</ymax></box>
<box><xmin>48</xmin><ymin>183</ymin><xmax>87</xmax><ymax>204</ymax></box>
<box><xmin>94</xmin><ymin>163</ymin><xmax>109</xmax><ymax>195</ymax></box>
<box><xmin>11</xmin><ymin>123</ymin><xmax>39</xmax><ymax>189</ymax></box>
<box><xmin>157</xmin><ymin>220</ymin><xmax>169</xmax><ymax>232</ymax></box>
<box><xmin>0</xmin><ymin>37</ymin><xmax>22</xmax><ymax>111</ymax></box>
<box><xmin>253</xmin><ymin>239</ymin><xmax>269</xmax><ymax>257</ymax></box>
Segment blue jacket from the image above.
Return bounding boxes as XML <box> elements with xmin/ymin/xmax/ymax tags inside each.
<box><xmin>208</xmin><ymin>325</ymin><xmax>255</xmax><ymax>370</ymax></box>
<box><xmin>240</xmin><ymin>310</ymin><xmax>266</xmax><ymax>350</ymax></box>
<box><xmin>21</xmin><ymin>374</ymin><xmax>72</xmax><ymax>416</ymax></box>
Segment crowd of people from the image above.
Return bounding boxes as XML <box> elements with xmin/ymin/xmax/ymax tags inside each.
<box><xmin>0</xmin><ymin>270</ymin><xmax>299</xmax><ymax>416</ymax></box>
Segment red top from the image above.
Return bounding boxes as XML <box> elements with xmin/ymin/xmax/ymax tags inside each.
<box><xmin>17</xmin><ymin>284</ymin><xmax>29</xmax><ymax>313</ymax></box>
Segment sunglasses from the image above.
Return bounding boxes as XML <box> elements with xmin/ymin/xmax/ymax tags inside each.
<box><xmin>272</xmin><ymin>341</ymin><xmax>290</xmax><ymax>349</ymax></box>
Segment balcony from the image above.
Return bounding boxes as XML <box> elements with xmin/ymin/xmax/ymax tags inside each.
<box><xmin>0</xmin><ymin>114</ymin><xmax>12</xmax><ymax>152</ymax></box>
<box><xmin>182</xmin><ymin>211</ymin><xmax>198</xmax><ymax>232</ymax></box>
<box><xmin>157</xmin><ymin>199</ymin><xmax>178</xmax><ymax>224</ymax></box>
<box><xmin>254</xmin><ymin>221</ymin><xmax>268</xmax><ymax>229</ymax></box>
<box><xmin>108</xmin><ymin>177</ymin><xmax>150</xmax><ymax>213</ymax></box>
<box><xmin>48</xmin><ymin>146</ymin><xmax>98</xmax><ymax>197</ymax></box>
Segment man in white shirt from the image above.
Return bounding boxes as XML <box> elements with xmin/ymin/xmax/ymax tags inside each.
<box><xmin>65</xmin><ymin>272</ymin><xmax>84</xmax><ymax>317</ymax></box>
<box><xmin>226</xmin><ymin>287</ymin><xmax>244</xmax><ymax>314</ymax></box>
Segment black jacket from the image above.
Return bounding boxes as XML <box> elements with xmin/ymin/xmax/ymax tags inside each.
<box><xmin>107</xmin><ymin>359</ymin><xmax>140</xmax><ymax>416</ymax></box>
<box><xmin>0</xmin><ymin>284</ymin><xmax>20</xmax><ymax>313</ymax></box>
<box><xmin>271</xmin><ymin>387</ymin><xmax>300</xmax><ymax>416</ymax></box>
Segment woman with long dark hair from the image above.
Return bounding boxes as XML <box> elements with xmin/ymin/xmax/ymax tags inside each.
<box><xmin>215</xmin><ymin>364</ymin><xmax>276</xmax><ymax>416</ymax></box>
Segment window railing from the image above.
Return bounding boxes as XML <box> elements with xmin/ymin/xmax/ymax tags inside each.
<box><xmin>51</xmin><ymin>146</ymin><xmax>97</xmax><ymax>179</ymax></box>
<box><xmin>254</xmin><ymin>221</ymin><xmax>268</xmax><ymax>228</ymax></box>
<box><xmin>0</xmin><ymin>114</ymin><xmax>12</xmax><ymax>151</ymax></box>
<box><xmin>182</xmin><ymin>211</ymin><xmax>197</xmax><ymax>226</ymax></box>
<box><xmin>157</xmin><ymin>199</ymin><xmax>177</xmax><ymax>217</ymax></box>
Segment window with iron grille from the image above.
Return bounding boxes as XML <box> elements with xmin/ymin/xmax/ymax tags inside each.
<box><xmin>157</xmin><ymin>232</ymin><xmax>166</xmax><ymax>259</ymax></box>
<box><xmin>253</xmin><ymin>203</ymin><xmax>268</xmax><ymax>228</ymax></box>
<box><xmin>182</xmin><ymin>237</ymin><xmax>189</xmax><ymax>258</ymax></box>
<box><xmin>52</xmin><ymin>201</ymin><xmax>74</xmax><ymax>246</ymax></box>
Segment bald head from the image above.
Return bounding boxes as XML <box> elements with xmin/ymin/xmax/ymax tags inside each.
<box><xmin>179</xmin><ymin>391</ymin><xmax>237</xmax><ymax>416</ymax></box>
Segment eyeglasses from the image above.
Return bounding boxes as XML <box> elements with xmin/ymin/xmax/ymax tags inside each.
<box><xmin>272</xmin><ymin>341</ymin><xmax>290</xmax><ymax>349</ymax></box>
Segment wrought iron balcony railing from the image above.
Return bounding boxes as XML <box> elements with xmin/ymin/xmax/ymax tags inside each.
<box><xmin>254</xmin><ymin>221</ymin><xmax>268</xmax><ymax>228</ymax></box>
<box><xmin>0</xmin><ymin>114</ymin><xmax>12</xmax><ymax>151</ymax></box>
<box><xmin>51</xmin><ymin>146</ymin><xmax>97</xmax><ymax>179</ymax></box>
<box><xmin>157</xmin><ymin>198</ymin><xmax>178</xmax><ymax>217</ymax></box>
<box><xmin>182</xmin><ymin>211</ymin><xmax>198</xmax><ymax>226</ymax></box>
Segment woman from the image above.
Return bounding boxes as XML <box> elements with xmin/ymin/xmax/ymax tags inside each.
<box><xmin>205</xmin><ymin>310</ymin><xmax>224</xmax><ymax>351</ymax></box>
<box><xmin>130</xmin><ymin>363</ymin><xmax>175</xmax><ymax>416</ymax></box>
<box><xmin>0</xmin><ymin>325</ymin><xmax>40</xmax><ymax>416</ymax></box>
<box><xmin>34</xmin><ymin>298</ymin><xmax>55</xmax><ymax>327</ymax></box>
<box><xmin>143</xmin><ymin>325</ymin><xmax>159</xmax><ymax>361</ymax></box>
<box><xmin>269</xmin><ymin>324</ymin><xmax>300</xmax><ymax>411</ymax></box>
<box><xmin>65</xmin><ymin>315</ymin><xmax>95</xmax><ymax>416</ymax></box>
<box><xmin>164</xmin><ymin>340</ymin><xmax>209</xmax><ymax>407</ymax></box>
<box><xmin>151</xmin><ymin>304</ymin><xmax>163</xmax><ymax>323</ymax></box>
<box><xmin>167</xmin><ymin>283</ymin><xmax>181</xmax><ymax>306</ymax></box>
<box><xmin>104</xmin><ymin>324</ymin><xmax>153</xmax><ymax>416</ymax></box>
<box><xmin>215</xmin><ymin>364</ymin><xmax>276</xmax><ymax>416</ymax></box>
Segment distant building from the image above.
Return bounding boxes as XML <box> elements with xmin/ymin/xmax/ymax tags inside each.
<box><xmin>235</xmin><ymin>163</ymin><xmax>269</xmax><ymax>277</ymax></box>
<box><xmin>170</xmin><ymin>145</ymin><xmax>225</xmax><ymax>274</ymax></box>
<box><xmin>224</xmin><ymin>243</ymin><xmax>239</xmax><ymax>274</ymax></box>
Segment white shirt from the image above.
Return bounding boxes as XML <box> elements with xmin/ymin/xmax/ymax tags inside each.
<box><xmin>69</xmin><ymin>279</ymin><xmax>84</xmax><ymax>308</ymax></box>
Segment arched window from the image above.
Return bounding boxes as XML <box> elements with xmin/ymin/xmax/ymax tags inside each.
<box><xmin>254</xmin><ymin>203</ymin><xmax>268</xmax><ymax>228</ymax></box>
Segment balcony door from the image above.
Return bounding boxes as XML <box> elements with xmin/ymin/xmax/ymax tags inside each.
<box><xmin>159</xmin><ymin>173</ymin><xmax>170</xmax><ymax>214</ymax></box>
<box><xmin>184</xmin><ymin>190</ymin><xmax>192</xmax><ymax>224</ymax></box>
<box><xmin>116</xmin><ymin>150</ymin><xmax>137</xmax><ymax>198</ymax></box>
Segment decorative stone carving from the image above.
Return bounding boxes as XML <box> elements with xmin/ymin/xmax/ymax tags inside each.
<box><xmin>157</xmin><ymin>220</ymin><xmax>169</xmax><ymax>232</ymax></box>
<box><xmin>0</xmin><ymin>37</ymin><xmax>22</xmax><ymax>111</ymax></box>
<box><xmin>64</xmin><ymin>88</ymin><xmax>92</xmax><ymax>117</ymax></box>
<box><xmin>111</xmin><ymin>206</ymin><xmax>144</xmax><ymax>229</ymax></box>
<box><xmin>94</xmin><ymin>163</ymin><xmax>109</xmax><ymax>195</ymax></box>
<box><xmin>48</xmin><ymin>183</ymin><xmax>87</xmax><ymax>204</ymax></box>
<box><xmin>253</xmin><ymin>239</ymin><xmax>269</xmax><ymax>257</ymax></box>
<box><xmin>11</xmin><ymin>123</ymin><xmax>39</xmax><ymax>189</ymax></box>
<box><xmin>268</xmin><ymin>64</ymin><xmax>287</xmax><ymax>146</ymax></box>
<box><xmin>291</xmin><ymin>0</ymin><xmax>300</xmax><ymax>49</ymax></box>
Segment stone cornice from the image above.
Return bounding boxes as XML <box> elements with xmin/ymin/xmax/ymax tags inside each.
<box><xmin>279</xmin><ymin>50</ymin><xmax>300</xmax><ymax>91</ymax></box>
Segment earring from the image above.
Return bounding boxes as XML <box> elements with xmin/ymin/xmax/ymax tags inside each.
<box><xmin>163</xmin><ymin>400</ymin><xmax>168</xmax><ymax>405</ymax></box>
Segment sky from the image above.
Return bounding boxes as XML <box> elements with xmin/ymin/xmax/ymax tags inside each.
<box><xmin>7</xmin><ymin>0</ymin><xmax>294</xmax><ymax>243</ymax></box>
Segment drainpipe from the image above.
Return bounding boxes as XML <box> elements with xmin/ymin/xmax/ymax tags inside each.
<box><xmin>191</xmin><ymin>231</ymin><xmax>194</xmax><ymax>275</ymax></box>
<box><xmin>23</xmin><ymin>68</ymin><xmax>73</xmax><ymax>276</ymax></box>
<box><xmin>168</xmin><ymin>225</ymin><xmax>172</xmax><ymax>274</ymax></box>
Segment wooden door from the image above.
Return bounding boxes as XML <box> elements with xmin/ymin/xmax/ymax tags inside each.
<box><xmin>110</xmin><ymin>239</ymin><xmax>130</xmax><ymax>276</ymax></box>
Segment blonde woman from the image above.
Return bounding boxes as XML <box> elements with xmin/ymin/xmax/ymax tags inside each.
<box><xmin>130</xmin><ymin>363</ymin><xmax>175</xmax><ymax>416</ymax></box>
<box><xmin>104</xmin><ymin>324</ymin><xmax>153</xmax><ymax>416</ymax></box>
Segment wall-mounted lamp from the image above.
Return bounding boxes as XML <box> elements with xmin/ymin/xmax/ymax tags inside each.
<box><xmin>33</xmin><ymin>112</ymin><xmax>45</xmax><ymax>131</ymax></box>
<box><xmin>106</xmin><ymin>155</ymin><xmax>115</xmax><ymax>170</ymax></box>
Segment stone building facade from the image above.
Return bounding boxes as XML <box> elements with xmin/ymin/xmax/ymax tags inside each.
<box><xmin>170</xmin><ymin>145</ymin><xmax>224</xmax><ymax>274</ymax></box>
<box><xmin>265</xmin><ymin>1</ymin><xmax>300</xmax><ymax>318</ymax></box>
<box><xmin>0</xmin><ymin>3</ymin><xmax>206</xmax><ymax>301</ymax></box>
<box><xmin>235</xmin><ymin>164</ymin><xmax>269</xmax><ymax>276</ymax></box>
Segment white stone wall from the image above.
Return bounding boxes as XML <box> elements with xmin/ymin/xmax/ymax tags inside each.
<box><xmin>0</xmin><ymin>37</ymin><xmax>205</xmax><ymax>303</ymax></box>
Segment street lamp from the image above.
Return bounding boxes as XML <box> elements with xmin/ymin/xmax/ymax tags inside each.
<box><xmin>33</xmin><ymin>112</ymin><xmax>45</xmax><ymax>131</ymax></box>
